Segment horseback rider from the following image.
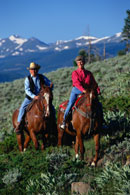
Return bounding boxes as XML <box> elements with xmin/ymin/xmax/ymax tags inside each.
<box><xmin>60</xmin><ymin>55</ymin><xmax>101</xmax><ymax>130</ymax></box>
<box><xmin>15</xmin><ymin>62</ymin><xmax>53</xmax><ymax>139</ymax></box>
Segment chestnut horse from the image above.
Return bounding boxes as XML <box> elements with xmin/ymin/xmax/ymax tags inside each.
<box><xmin>12</xmin><ymin>86</ymin><xmax>53</xmax><ymax>152</ymax></box>
<box><xmin>57</xmin><ymin>88</ymin><xmax>102</xmax><ymax>166</ymax></box>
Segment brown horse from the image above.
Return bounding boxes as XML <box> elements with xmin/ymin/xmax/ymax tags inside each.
<box><xmin>57</xmin><ymin>88</ymin><xmax>102</xmax><ymax>166</ymax></box>
<box><xmin>12</xmin><ymin>86</ymin><xmax>54</xmax><ymax>152</ymax></box>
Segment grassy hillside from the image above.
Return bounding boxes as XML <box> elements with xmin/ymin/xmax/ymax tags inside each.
<box><xmin>0</xmin><ymin>53</ymin><xmax>130</xmax><ymax>194</ymax></box>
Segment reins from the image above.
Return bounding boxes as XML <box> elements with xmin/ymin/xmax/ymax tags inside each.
<box><xmin>27</xmin><ymin>88</ymin><xmax>51</xmax><ymax>118</ymax></box>
<box><xmin>73</xmin><ymin>106</ymin><xmax>92</xmax><ymax>118</ymax></box>
<box><xmin>73</xmin><ymin>93</ymin><xmax>92</xmax><ymax>118</ymax></box>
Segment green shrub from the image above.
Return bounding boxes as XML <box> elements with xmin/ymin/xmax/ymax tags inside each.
<box><xmin>2</xmin><ymin>168</ymin><xmax>21</xmax><ymax>185</ymax></box>
<box><xmin>0</xmin><ymin>52</ymin><xmax>130</xmax><ymax>194</ymax></box>
<box><xmin>89</xmin><ymin>162</ymin><xmax>130</xmax><ymax>195</ymax></box>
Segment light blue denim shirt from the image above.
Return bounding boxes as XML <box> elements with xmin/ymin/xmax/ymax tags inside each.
<box><xmin>25</xmin><ymin>74</ymin><xmax>53</xmax><ymax>99</ymax></box>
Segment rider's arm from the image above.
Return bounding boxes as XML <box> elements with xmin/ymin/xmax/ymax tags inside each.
<box><xmin>43</xmin><ymin>75</ymin><xmax>54</xmax><ymax>90</ymax></box>
<box><xmin>25</xmin><ymin>77</ymin><xmax>36</xmax><ymax>99</ymax></box>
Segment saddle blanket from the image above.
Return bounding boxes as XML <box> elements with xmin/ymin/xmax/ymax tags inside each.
<box><xmin>59</xmin><ymin>94</ymin><xmax>84</xmax><ymax>112</ymax></box>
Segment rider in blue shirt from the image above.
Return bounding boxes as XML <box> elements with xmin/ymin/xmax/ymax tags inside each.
<box><xmin>16</xmin><ymin>62</ymin><xmax>53</xmax><ymax>146</ymax></box>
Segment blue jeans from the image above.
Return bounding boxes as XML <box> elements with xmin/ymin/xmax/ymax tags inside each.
<box><xmin>18</xmin><ymin>98</ymin><xmax>56</xmax><ymax>123</ymax></box>
<box><xmin>17</xmin><ymin>98</ymin><xmax>32</xmax><ymax>122</ymax></box>
<box><xmin>64</xmin><ymin>87</ymin><xmax>82</xmax><ymax>120</ymax></box>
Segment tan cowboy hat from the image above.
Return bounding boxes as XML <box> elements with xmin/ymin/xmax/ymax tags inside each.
<box><xmin>27</xmin><ymin>62</ymin><xmax>41</xmax><ymax>70</ymax></box>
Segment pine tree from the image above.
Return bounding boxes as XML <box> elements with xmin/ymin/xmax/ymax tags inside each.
<box><xmin>122</xmin><ymin>9</ymin><xmax>130</xmax><ymax>52</ymax></box>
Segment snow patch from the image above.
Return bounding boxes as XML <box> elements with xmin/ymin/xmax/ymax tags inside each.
<box><xmin>63</xmin><ymin>46</ymin><xmax>69</xmax><ymax>49</ymax></box>
<box><xmin>56</xmin><ymin>40</ymin><xmax>70</xmax><ymax>45</ymax></box>
<box><xmin>26</xmin><ymin>49</ymin><xmax>35</xmax><ymax>52</ymax></box>
<box><xmin>90</xmin><ymin>36</ymin><xmax>110</xmax><ymax>44</ymax></box>
<box><xmin>0</xmin><ymin>40</ymin><xmax>5</xmax><ymax>46</ymax></box>
<box><xmin>12</xmin><ymin>51</ymin><xmax>20</xmax><ymax>56</ymax></box>
<box><xmin>75</xmin><ymin>36</ymin><xmax>97</xmax><ymax>40</ymax></box>
<box><xmin>36</xmin><ymin>45</ymin><xmax>48</xmax><ymax>50</ymax></box>
<box><xmin>9</xmin><ymin>35</ymin><xmax>27</xmax><ymax>45</ymax></box>
<box><xmin>115</xmin><ymin>32</ymin><xmax>122</xmax><ymax>37</ymax></box>
<box><xmin>0</xmin><ymin>55</ymin><xmax>5</xmax><ymax>58</ymax></box>
<box><xmin>55</xmin><ymin>47</ymin><xmax>61</xmax><ymax>51</ymax></box>
<box><xmin>76</xmin><ymin>42</ymin><xmax>82</xmax><ymax>46</ymax></box>
<box><xmin>19</xmin><ymin>48</ymin><xmax>23</xmax><ymax>51</ymax></box>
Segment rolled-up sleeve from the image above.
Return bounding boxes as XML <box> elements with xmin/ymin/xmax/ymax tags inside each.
<box><xmin>25</xmin><ymin>77</ymin><xmax>35</xmax><ymax>99</ymax></box>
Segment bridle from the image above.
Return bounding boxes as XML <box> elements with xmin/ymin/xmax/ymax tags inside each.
<box><xmin>37</xmin><ymin>88</ymin><xmax>52</xmax><ymax>118</ymax></box>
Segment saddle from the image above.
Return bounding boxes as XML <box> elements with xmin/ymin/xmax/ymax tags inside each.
<box><xmin>59</xmin><ymin>94</ymin><xmax>84</xmax><ymax>113</ymax></box>
<box><xmin>26</xmin><ymin>99</ymin><xmax>36</xmax><ymax>112</ymax></box>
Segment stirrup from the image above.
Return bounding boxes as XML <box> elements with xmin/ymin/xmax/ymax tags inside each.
<box><xmin>60</xmin><ymin>122</ymin><xmax>66</xmax><ymax>130</ymax></box>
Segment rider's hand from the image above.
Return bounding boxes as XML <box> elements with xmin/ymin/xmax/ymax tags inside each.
<box><xmin>83</xmin><ymin>90</ymin><xmax>87</xmax><ymax>93</ymax></box>
<box><xmin>34</xmin><ymin>96</ymin><xmax>39</xmax><ymax>100</ymax></box>
<box><xmin>97</xmin><ymin>87</ymin><xmax>101</xmax><ymax>95</ymax></box>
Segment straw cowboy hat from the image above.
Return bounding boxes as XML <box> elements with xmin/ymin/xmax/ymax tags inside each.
<box><xmin>27</xmin><ymin>62</ymin><xmax>41</xmax><ymax>70</ymax></box>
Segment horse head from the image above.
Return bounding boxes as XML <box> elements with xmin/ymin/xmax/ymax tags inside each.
<box><xmin>79</xmin><ymin>88</ymin><xmax>98</xmax><ymax>120</ymax></box>
<box><xmin>39</xmin><ymin>86</ymin><xmax>53</xmax><ymax>117</ymax></box>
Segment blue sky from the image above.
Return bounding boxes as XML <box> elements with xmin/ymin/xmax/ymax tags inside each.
<box><xmin>0</xmin><ymin>0</ymin><xmax>130</xmax><ymax>43</ymax></box>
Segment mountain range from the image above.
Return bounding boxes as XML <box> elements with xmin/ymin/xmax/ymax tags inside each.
<box><xmin>0</xmin><ymin>32</ymin><xmax>126</xmax><ymax>82</ymax></box>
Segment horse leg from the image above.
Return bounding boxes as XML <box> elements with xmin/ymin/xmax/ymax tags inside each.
<box><xmin>75</xmin><ymin>136</ymin><xmax>79</xmax><ymax>159</ymax></box>
<box><xmin>30</xmin><ymin>130</ymin><xmax>39</xmax><ymax>150</ymax></box>
<box><xmin>91</xmin><ymin>133</ymin><xmax>100</xmax><ymax>166</ymax></box>
<box><xmin>57</xmin><ymin>127</ymin><xmax>64</xmax><ymax>146</ymax></box>
<box><xmin>16</xmin><ymin>134</ymin><xmax>23</xmax><ymax>152</ymax></box>
<box><xmin>77</xmin><ymin>132</ymin><xmax>84</xmax><ymax>160</ymax></box>
<box><xmin>24</xmin><ymin>133</ymin><xmax>31</xmax><ymax>151</ymax></box>
<box><xmin>41</xmin><ymin>142</ymin><xmax>45</xmax><ymax>150</ymax></box>
<box><xmin>16</xmin><ymin>131</ymin><xmax>24</xmax><ymax>152</ymax></box>
<box><xmin>41</xmin><ymin>133</ymin><xmax>48</xmax><ymax>151</ymax></box>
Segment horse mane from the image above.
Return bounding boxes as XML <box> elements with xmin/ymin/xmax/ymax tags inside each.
<box><xmin>26</xmin><ymin>99</ymin><xmax>37</xmax><ymax>112</ymax></box>
<box><xmin>26</xmin><ymin>86</ymin><xmax>48</xmax><ymax>112</ymax></box>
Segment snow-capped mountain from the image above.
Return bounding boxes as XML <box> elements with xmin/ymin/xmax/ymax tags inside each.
<box><xmin>0</xmin><ymin>33</ymin><xmax>123</xmax><ymax>58</ymax></box>
<box><xmin>48</xmin><ymin>33</ymin><xmax>123</xmax><ymax>51</ymax></box>
<box><xmin>0</xmin><ymin>32</ymin><xmax>126</xmax><ymax>82</ymax></box>
<box><xmin>0</xmin><ymin>35</ymin><xmax>49</xmax><ymax>58</ymax></box>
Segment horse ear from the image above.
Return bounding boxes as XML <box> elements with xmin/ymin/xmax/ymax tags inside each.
<box><xmin>41</xmin><ymin>84</ymin><xmax>46</xmax><ymax>90</ymax></box>
<box><xmin>50</xmin><ymin>82</ymin><xmax>53</xmax><ymax>89</ymax></box>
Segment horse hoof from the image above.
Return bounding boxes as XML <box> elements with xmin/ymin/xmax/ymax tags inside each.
<box><xmin>75</xmin><ymin>154</ymin><xmax>79</xmax><ymax>159</ymax></box>
<box><xmin>91</xmin><ymin>161</ymin><xmax>96</xmax><ymax>167</ymax></box>
<box><xmin>23</xmin><ymin>148</ymin><xmax>27</xmax><ymax>152</ymax></box>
